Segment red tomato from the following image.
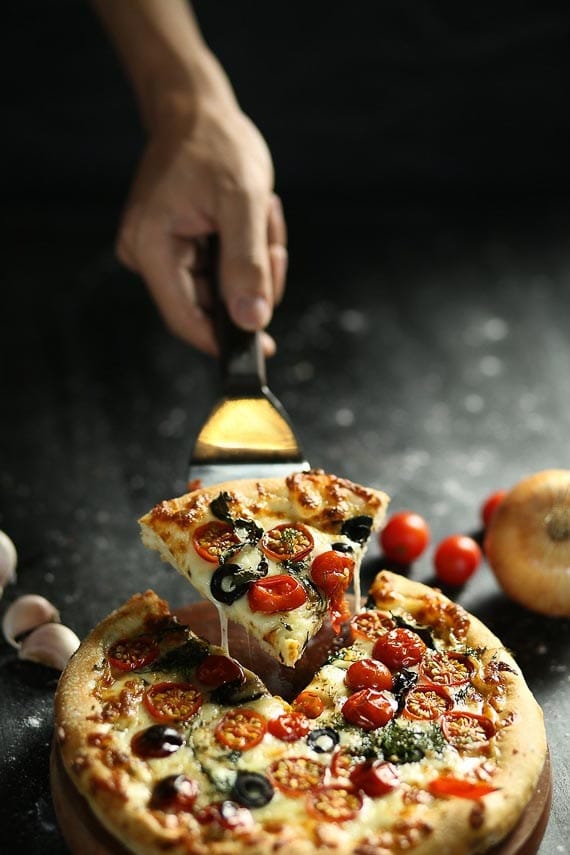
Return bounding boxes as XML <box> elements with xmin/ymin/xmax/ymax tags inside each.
<box><xmin>107</xmin><ymin>634</ymin><xmax>159</xmax><ymax>671</ymax></box>
<box><xmin>349</xmin><ymin>760</ymin><xmax>399</xmax><ymax>797</ymax></box>
<box><xmin>144</xmin><ymin>682</ymin><xmax>203</xmax><ymax>723</ymax></box>
<box><xmin>306</xmin><ymin>785</ymin><xmax>363</xmax><ymax>823</ymax></box>
<box><xmin>379</xmin><ymin>511</ymin><xmax>430</xmax><ymax>563</ymax></box>
<box><xmin>195</xmin><ymin>654</ymin><xmax>245</xmax><ymax>689</ymax></box>
<box><xmin>310</xmin><ymin>551</ymin><xmax>355</xmax><ymax>595</ymax></box>
<box><xmin>261</xmin><ymin>523</ymin><xmax>314</xmax><ymax>562</ymax></box>
<box><xmin>341</xmin><ymin>689</ymin><xmax>395</xmax><ymax>731</ymax></box>
<box><xmin>330</xmin><ymin>748</ymin><xmax>360</xmax><ymax>781</ymax></box>
<box><xmin>428</xmin><ymin>776</ymin><xmax>497</xmax><ymax>800</ymax></box>
<box><xmin>441</xmin><ymin>711</ymin><xmax>495</xmax><ymax>751</ymax></box>
<box><xmin>419</xmin><ymin>652</ymin><xmax>474</xmax><ymax>687</ymax></box>
<box><xmin>434</xmin><ymin>535</ymin><xmax>482</xmax><ymax>585</ymax></box>
<box><xmin>268</xmin><ymin>712</ymin><xmax>310</xmax><ymax>742</ymax></box>
<box><xmin>402</xmin><ymin>686</ymin><xmax>452</xmax><ymax>721</ymax></box>
<box><xmin>349</xmin><ymin>610</ymin><xmax>395</xmax><ymax>642</ymax></box>
<box><xmin>345</xmin><ymin>658</ymin><xmax>393</xmax><ymax>692</ymax></box>
<box><xmin>269</xmin><ymin>756</ymin><xmax>325</xmax><ymax>797</ymax></box>
<box><xmin>195</xmin><ymin>800</ymin><xmax>254</xmax><ymax>830</ymax></box>
<box><xmin>215</xmin><ymin>709</ymin><xmax>267</xmax><ymax>751</ymax></box>
<box><xmin>192</xmin><ymin>521</ymin><xmax>239</xmax><ymax>563</ymax></box>
<box><xmin>372</xmin><ymin>628</ymin><xmax>427</xmax><ymax>670</ymax></box>
<box><xmin>247</xmin><ymin>575</ymin><xmax>307</xmax><ymax>613</ymax></box>
<box><xmin>292</xmin><ymin>691</ymin><xmax>325</xmax><ymax>719</ymax></box>
<box><xmin>481</xmin><ymin>489</ymin><xmax>507</xmax><ymax>528</ymax></box>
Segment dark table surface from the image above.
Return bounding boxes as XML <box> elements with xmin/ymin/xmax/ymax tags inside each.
<box><xmin>0</xmin><ymin>197</ymin><xmax>568</xmax><ymax>853</ymax></box>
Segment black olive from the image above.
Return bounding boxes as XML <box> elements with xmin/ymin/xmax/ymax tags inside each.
<box><xmin>149</xmin><ymin>774</ymin><xmax>197</xmax><ymax>810</ymax></box>
<box><xmin>210</xmin><ymin>672</ymin><xmax>267</xmax><ymax>706</ymax></box>
<box><xmin>306</xmin><ymin>727</ymin><xmax>339</xmax><ymax>753</ymax></box>
<box><xmin>231</xmin><ymin>771</ymin><xmax>274</xmax><ymax>808</ymax></box>
<box><xmin>392</xmin><ymin>668</ymin><xmax>418</xmax><ymax>713</ymax></box>
<box><xmin>331</xmin><ymin>542</ymin><xmax>355</xmax><ymax>554</ymax></box>
<box><xmin>210</xmin><ymin>563</ymin><xmax>251</xmax><ymax>604</ymax></box>
<box><xmin>131</xmin><ymin>725</ymin><xmax>184</xmax><ymax>759</ymax></box>
<box><xmin>392</xmin><ymin>614</ymin><xmax>436</xmax><ymax>650</ymax></box>
<box><xmin>340</xmin><ymin>515</ymin><xmax>373</xmax><ymax>544</ymax></box>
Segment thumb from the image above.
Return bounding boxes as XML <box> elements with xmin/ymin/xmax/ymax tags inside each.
<box><xmin>217</xmin><ymin>193</ymin><xmax>273</xmax><ymax>331</ymax></box>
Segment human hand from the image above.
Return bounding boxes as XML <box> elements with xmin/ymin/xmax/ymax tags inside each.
<box><xmin>116</xmin><ymin>103</ymin><xmax>287</xmax><ymax>356</ymax></box>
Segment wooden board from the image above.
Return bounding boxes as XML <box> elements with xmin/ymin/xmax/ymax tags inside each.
<box><xmin>51</xmin><ymin>602</ymin><xmax>553</xmax><ymax>855</ymax></box>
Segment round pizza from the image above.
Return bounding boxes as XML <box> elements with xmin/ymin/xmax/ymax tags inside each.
<box><xmin>54</xmin><ymin>569</ymin><xmax>547</xmax><ymax>855</ymax></box>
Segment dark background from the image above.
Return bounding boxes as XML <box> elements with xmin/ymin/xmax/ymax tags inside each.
<box><xmin>1</xmin><ymin>2</ymin><xmax>569</xmax><ymax>853</ymax></box>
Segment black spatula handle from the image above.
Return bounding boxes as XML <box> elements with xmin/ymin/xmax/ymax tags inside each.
<box><xmin>208</xmin><ymin>234</ymin><xmax>267</xmax><ymax>397</ymax></box>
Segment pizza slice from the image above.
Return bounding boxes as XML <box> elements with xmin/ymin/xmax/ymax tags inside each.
<box><xmin>139</xmin><ymin>470</ymin><xmax>388</xmax><ymax>667</ymax></box>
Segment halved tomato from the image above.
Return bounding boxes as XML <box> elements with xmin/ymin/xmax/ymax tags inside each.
<box><xmin>268</xmin><ymin>712</ymin><xmax>310</xmax><ymax>742</ymax></box>
<box><xmin>268</xmin><ymin>756</ymin><xmax>325</xmax><ymax>797</ymax></box>
<box><xmin>402</xmin><ymin>686</ymin><xmax>453</xmax><ymax>721</ymax></box>
<box><xmin>349</xmin><ymin>760</ymin><xmax>399</xmax><ymax>797</ymax></box>
<box><xmin>261</xmin><ymin>523</ymin><xmax>314</xmax><ymax>562</ymax></box>
<box><xmin>192</xmin><ymin>521</ymin><xmax>239</xmax><ymax>563</ymax></box>
<box><xmin>215</xmin><ymin>709</ymin><xmax>267</xmax><ymax>751</ymax></box>
<box><xmin>419</xmin><ymin>652</ymin><xmax>475</xmax><ymax>687</ymax></box>
<box><xmin>247</xmin><ymin>575</ymin><xmax>307</xmax><ymax>613</ymax></box>
<box><xmin>107</xmin><ymin>634</ymin><xmax>159</xmax><ymax>671</ymax></box>
<box><xmin>441</xmin><ymin>711</ymin><xmax>495</xmax><ymax>750</ymax></box>
<box><xmin>306</xmin><ymin>784</ymin><xmax>363</xmax><ymax>823</ymax></box>
<box><xmin>349</xmin><ymin>610</ymin><xmax>395</xmax><ymax>642</ymax></box>
<box><xmin>144</xmin><ymin>682</ymin><xmax>203</xmax><ymax>723</ymax></box>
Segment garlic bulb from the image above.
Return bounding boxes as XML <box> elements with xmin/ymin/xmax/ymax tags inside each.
<box><xmin>2</xmin><ymin>594</ymin><xmax>61</xmax><ymax>649</ymax></box>
<box><xmin>19</xmin><ymin>623</ymin><xmax>80</xmax><ymax>670</ymax></box>
<box><xmin>0</xmin><ymin>529</ymin><xmax>17</xmax><ymax>594</ymax></box>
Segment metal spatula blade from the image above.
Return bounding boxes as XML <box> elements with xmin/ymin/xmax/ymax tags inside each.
<box><xmin>188</xmin><ymin>237</ymin><xmax>309</xmax><ymax>486</ymax></box>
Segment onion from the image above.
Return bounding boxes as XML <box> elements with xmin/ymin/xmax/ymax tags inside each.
<box><xmin>484</xmin><ymin>469</ymin><xmax>570</xmax><ymax>617</ymax></box>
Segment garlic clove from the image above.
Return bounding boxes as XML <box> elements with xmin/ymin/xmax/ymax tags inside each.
<box><xmin>19</xmin><ymin>622</ymin><xmax>80</xmax><ymax>671</ymax></box>
<box><xmin>2</xmin><ymin>594</ymin><xmax>61</xmax><ymax>648</ymax></box>
<box><xmin>0</xmin><ymin>529</ymin><xmax>18</xmax><ymax>594</ymax></box>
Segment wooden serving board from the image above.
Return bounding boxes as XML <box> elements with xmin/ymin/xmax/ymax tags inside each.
<box><xmin>51</xmin><ymin>602</ymin><xmax>552</xmax><ymax>855</ymax></box>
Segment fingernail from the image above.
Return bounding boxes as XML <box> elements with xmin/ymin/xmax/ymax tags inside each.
<box><xmin>231</xmin><ymin>295</ymin><xmax>272</xmax><ymax>330</ymax></box>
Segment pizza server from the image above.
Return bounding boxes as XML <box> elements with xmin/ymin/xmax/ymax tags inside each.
<box><xmin>188</xmin><ymin>235</ymin><xmax>309</xmax><ymax>487</ymax></box>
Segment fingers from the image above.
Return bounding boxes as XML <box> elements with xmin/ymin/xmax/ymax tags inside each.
<box><xmin>268</xmin><ymin>194</ymin><xmax>288</xmax><ymax>306</ymax></box>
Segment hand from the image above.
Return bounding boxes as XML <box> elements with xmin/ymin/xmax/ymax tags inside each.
<box><xmin>116</xmin><ymin>102</ymin><xmax>287</xmax><ymax>355</ymax></box>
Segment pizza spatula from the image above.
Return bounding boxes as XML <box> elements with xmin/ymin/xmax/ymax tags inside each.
<box><xmin>188</xmin><ymin>236</ymin><xmax>309</xmax><ymax>487</ymax></box>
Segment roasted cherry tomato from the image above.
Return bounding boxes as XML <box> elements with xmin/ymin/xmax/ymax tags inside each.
<box><xmin>331</xmin><ymin>748</ymin><xmax>360</xmax><ymax>781</ymax></box>
<box><xmin>349</xmin><ymin>610</ymin><xmax>395</xmax><ymax>642</ymax></box>
<box><xmin>428</xmin><ymin>776</ymin><xmax>497</xmax><ymax>800</ymax></box>
<box><xmin>441</xmin><ymin>711</ymin><xmax>495</xmax><ymax>750</ymax></box>
<box><xmin>292</xmin><ymin>691</ymin><xmax>325</xmax><ymax>719</ymax></box>
<box><xmin>195</xmin><ymin>654</ymin><xmax>245</xmax><ymax>689</ymax></box>
<box><xmin>268</xmin><ymin>711</ymin><xmax>310</xmax><ymax>742</ymax></box>
<box><xmin>345</xmin><ymin>658</ymin><xmax>393</xmax><ymax>692</ymax></box>
<box><xmin>341</xmin><ymin>689</ymin><xmax>395</xmax><ymax>731</ymax></box>
<box><xmin>261</xmin><ymin>523</ymin><xmax>314</xmax><ymax>562</ymax></box>
<box><xmin>149</xmin><ymin>774</ymin><xmax>198</xmax><ymax>811</ymax></box>
<box><xmin>192</xmin><ymin>521</ymin><xmax>239</xmax><ymax>563</ymax></box>
<box><xmin>306</xmin><ymin>784</ymin><xmax>363</xmax><ymax>823</ymax></box>
<box><xmin>419</xmin><ymin>652</ymin><xmax>474</xmax><ymax>687</ymax></box>
<box><xmin>402</xmin><ymin>686</ymin><xmax>452</xmax><ymax>721</ymax></box>
<box><xmin>481</xmin><ymin>489</ymin><xmax>507</xmax><ymax>528</ymax></box>
<box><xmin>269</xmin><ymin>756</ymin><xmax>326</xmax><ymax>797</ymax></box>
<box><xmin>310</xmin><ymin>551</ymin><xmax>355</xmax><ymax>595</ymax></box>
<box><xmin>349</xmin><ymin>760</ymin><xmax>399</xmax><ymax>797</ymax></box>
<box><xmin>215</xmin><ymin>708</ymin><xmax>267</xmax><ymax>751</ymax></box>
<box><xmin>144</xmin><ymin>682</ymin><xmax>203</xmax><ymax>723</ymax></box>
<box><xmin>379</xmin><ymin>511</ymin><xmax>431</xmax><ymax>563</ymax></box>
<box><xmin>107</xmin><ymin>634</ymin><xmax>159</xmax><ymax>671</ymax></box>
<box><xmin>434</xmin><ymin>535</ymin><xmax>482</xmax><ymax>585</ymax></box>
<box><xmin>247</xmin><ymin>574</ymin><xmax>307</xmax><ymax>613</ymax></box>
<box><xmin>373</xmin><ymin>628</ymin><xmax>427</xmax><ymax>670</ymax></box>
<box><xmin>195</xmin><ymin>800</ymin><xmax>254</xmax><ymax>830</ymax></box>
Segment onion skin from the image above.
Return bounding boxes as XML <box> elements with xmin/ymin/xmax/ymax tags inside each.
<box><xmin>484</xmin><ymin>469</ymin><xmax>570</xmax><ymax>617</ymax></box>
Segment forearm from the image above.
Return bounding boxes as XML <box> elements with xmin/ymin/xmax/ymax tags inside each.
<box><xmin>91</xmin><ymin>0</ymin><xmax>236</xmax><ymax>131</ymax></box>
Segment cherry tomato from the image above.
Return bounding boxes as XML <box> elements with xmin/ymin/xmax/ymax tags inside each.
<box><xmin>292</xmin><ymin>691</ymin><xmax>325</xmax><ymax>719</ymax></box>
<box><xmin>349</xmin><ymin>760</ymin><xmax>399</xmax><ymax>797</ymax></box>
<box><xmin>192</xmin><ymin>521</ymin><xmax>239</xmax><ymax>563</ymax></box>
<box><xmin>434</xmin><ymin>535</ymin><xmax>482</xmax><ymax>585</ymax></box>
<box><xmin>215</xmin><ymin>709</ymin><xmax>267</xmax><ymax>751</ymax></box>
<box><xmin>195</xmin><ymin>654</ymin><xmax>245</xmax><ymax>689</ymax></box>
<box><xmin>330</xmin><ymin>748</ymin><xmax>360</xmax><ymax>781</ymax></box>
<box><xmin>310</xmin><ymin>551</ymin><xmax>355</xmax><ymax>595</ymax></box>
<box><xmin>402</xmin><ymin>686</ymin><xmax>452</xmax><ymax>721</ymax></box>
<box><xmin>350</xmin><ymin>610</ymin><xmax>395</xmax><ymax>642</ymax></box>
<box><xmin>144</xmin><ymin>682</ymin><xmax>203</xmax><ymax>723</ymax></box>
<box><xmin>345</xmin><ymin>658</ymin><xmax>393</xmax><ymax>692</ymax></box>
<box><xmin>269</xmin><ymin>756</ymin><xmax>325</xmax><ymax>797</ymax></box>
<box><xmin>195</xmin><ymin>800</ymin><xmax>254</xmax><ymax>830</ymax></box>
<box><xmin>268</xmin><ymin>712</ymin><xmax>310</xmax><ymax>742</ymax></box>
<box><xmin>107</xmin><ymin>634</ymin><xmax>159</xmax><ymax>671</ymax></box>
<box><xmin>372</xmin><ymin>628</ymin><xmax>427</xmax><ymax>670</ymax></box>
<box><xmin>261</xmin><ymin>523</ymin><xmax>314</xmax><ymax>562</ymax></box>
<box><xmin>149</xmin><ymin>774</ymin><xmax>198</xmax><ymax>811</ymax></box>
<box><xmin>341</xmin><ymin>689</ymin><xmax>395</xmax><ymax>731</ymax></box>
<box><xmin>441</xmin><ymin>711</ymin><xmax>495</xmax><ymax>751</ymax></box>
<box><xmin>428</xmin><ymin>776</ymin><xmax>497</xmax><ymax>800</ymax></box>
<box><xmin>379</xmin><ymin>511</ymin><xmax>431</xmax><ymax>563</ymax></box>
<box><xmin>247</xmin><ymin>574</ymin><xmax>307</xmax><ymax>613</ymax></box>
<box><xmin>306</xmin><ymin>784</ymin><xmax>363</xmax><ymax>823</ymax></box>
<box><xmin>481</xmin><ymin>489</ymin><xmax>507</xmax><ymax>528</ymax></box>
<box><xmin>419</xmin><ymin>652</ymin><xmax>474</xmax><ymax>687</ymax></box>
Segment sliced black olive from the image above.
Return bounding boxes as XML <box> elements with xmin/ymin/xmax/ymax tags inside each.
<box><xmin>340</xmin><ymin>515</ymin><xmax>373</xmax><ymax>544</ymax></box>
<box><xmin>231</xmin><ymin>771</ymin><xmax>274</xmax><ymax>808</ymax></box>
<box><xmin>210</xmin><ymin>564</ymin><xmax>251</xmax><ymax>604</ymax></box>
<box><xmin>331</xmin><ymin>542</ymin><xmax>355</xmax><ymax>554</ymax></box>
<box><xmin>392</xmin><ymin>614</ymin><xmax>435</xmax><ymax>650</ymax></box>
<box><xmin>131</xmin><ymin>725</ymin><xmax>184</xmax><ymax>759</ymax></box>
<box><xmin>306</xmin><ymin>727</ymin><xmax>339</xmax><ymax>754</ymax></box>
<box><xmin>392</xmin><ymin>668</ymin><xmax>418</xmax><ymax>713</ymax></box>
<box><xmin>210</xmin><ymin>672</ymin><xmax>267</xmax><ymax>706</ymax></box>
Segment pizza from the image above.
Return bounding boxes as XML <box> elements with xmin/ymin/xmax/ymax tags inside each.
<box><xmin>54</xmin><ymin>570</ymin><xmax>547</xmax><ymax>855</ymax></box>
<box><xmin>138</xmin><ymin>470</ymin><xmax>388</xmax><ymax>666</ymax></box>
